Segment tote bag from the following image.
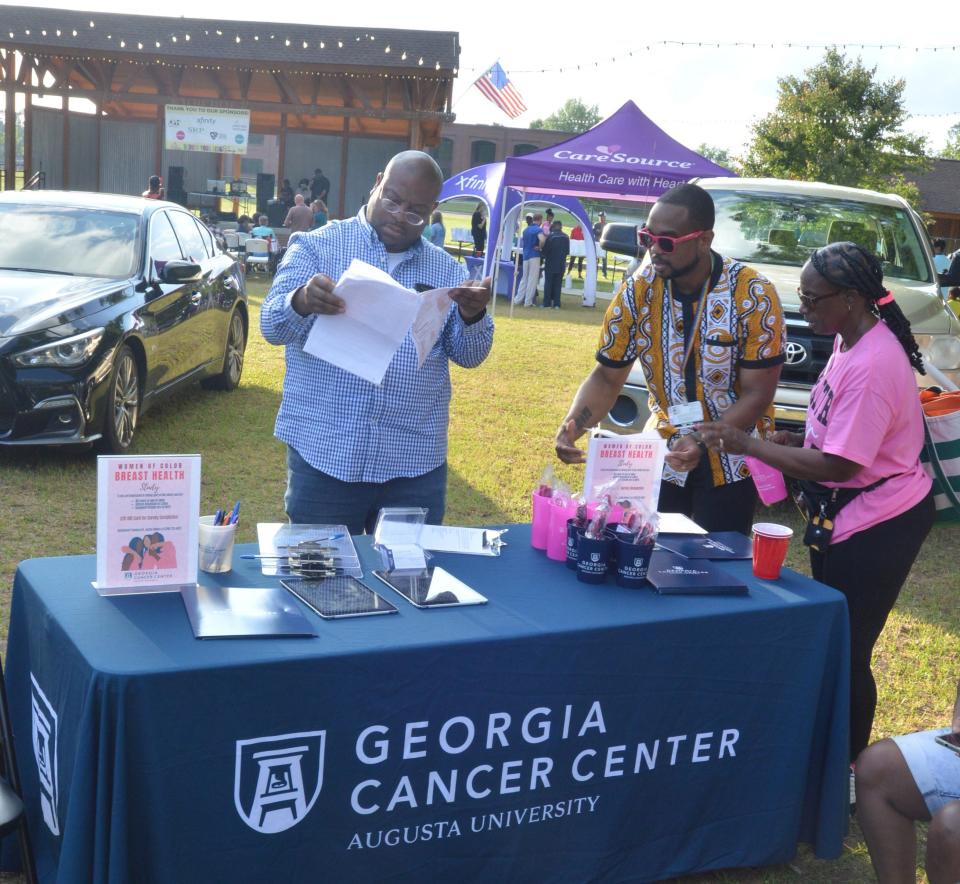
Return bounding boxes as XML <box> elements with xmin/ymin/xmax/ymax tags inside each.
<box><xmin>919</xmin><ymin>390</ymin><xmax>960</xmax><ymax>521</ymax></box>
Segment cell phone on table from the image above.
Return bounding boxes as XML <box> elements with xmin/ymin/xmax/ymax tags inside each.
<box><xmin>934</xmin><ymin>732</ymin><xmax>960</xmax><ymax>755</ymax></box>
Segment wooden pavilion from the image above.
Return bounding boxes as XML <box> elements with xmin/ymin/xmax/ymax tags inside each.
<box><xmin>0</xmin><ymin>5</ymin><xmax>459</xmax><ymax>216</ymax></box>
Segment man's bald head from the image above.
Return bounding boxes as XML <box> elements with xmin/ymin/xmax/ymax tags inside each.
<box><xmin>382</xmin><ymin>150</ymin><xmax>444</xmax><ymax>190</ymax></box>
<box><xmin>367</xmin><ymin>150</ymin><xmax>445</xmax><ymax>252</ymax></box>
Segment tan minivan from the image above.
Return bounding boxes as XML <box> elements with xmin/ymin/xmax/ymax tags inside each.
<box><xmin>604</xmin><ymin>177</ymin><xmax>960</xmax><ymax>432</ymax></box>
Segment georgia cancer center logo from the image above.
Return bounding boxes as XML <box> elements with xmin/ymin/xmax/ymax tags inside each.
<box><xmin>235</xmin><ymin>731</ymin><xmax>326</xmax><ymax>834</ymax></box>
<box><xmin>30</xmin><ymin>673</ymin><xmax>59</xmax><ymax>836</ymax></box>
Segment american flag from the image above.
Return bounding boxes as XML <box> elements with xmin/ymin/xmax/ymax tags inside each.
<box><xmin>474</xmin><ymin>62</ymin><xmax>527</xmax><ymax>119</ymax></box>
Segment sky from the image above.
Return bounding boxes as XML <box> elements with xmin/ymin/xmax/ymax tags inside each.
<box><xmin>7</xmin><ymin>0</ymin><xmax>960</xmax><ymax>156</ymax></box>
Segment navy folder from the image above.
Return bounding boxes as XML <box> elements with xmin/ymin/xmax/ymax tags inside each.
<box><xmin>646</xmin><ymin>550</ymin><xmax>749</xmax><ymax>595</ymax></box>
<box><xmin>655</xmin><ymin>531</ymin><xmax>753</xmax><ymax>560</ymax></box>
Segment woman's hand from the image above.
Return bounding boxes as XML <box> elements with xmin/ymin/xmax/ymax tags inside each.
<box><xmin>695</xmin><ymin>422</ymin><xmax>752</xmax><ymax>456</ymax></box>
<box><xmin>770</xmin><ymin>430</ymin><xmax>804</xmax><ymax>448</ymax></box>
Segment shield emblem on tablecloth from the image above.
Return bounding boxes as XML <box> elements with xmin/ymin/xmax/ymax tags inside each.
<box><xmin>235</xmin><ymin>730</ymin><xmax>325</xmax><ymax>834</ymax></box>
<box><xmin>30</xmin><ymin>673</ymin><xmax>59</xmax><ymax>836</ymax></box>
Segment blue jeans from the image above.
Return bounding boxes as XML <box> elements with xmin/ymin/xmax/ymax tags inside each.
<box><xmin>285</xmin><ymin>446</ymin><xmax>447</xmax><ymax>534</ymax></box>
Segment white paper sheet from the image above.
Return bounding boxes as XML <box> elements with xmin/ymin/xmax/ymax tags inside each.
<box><xmin>303</xmin><ymin>259</ymin><xmax>420</xmax><ymax>385</ymax></box>
<box><xmin>417</xmin><ymin>525</ymin><xmax>504</xmax><ymax>555</ymax></box>
<box><xmin>411</xmin><ymin>288</ymin><xmax>456</xmax><ymax>366</ymax></box>
<box><xmin>656</xmin><ymin>512</ymin><xmax>708</xmax><ymax>534</ymax></box>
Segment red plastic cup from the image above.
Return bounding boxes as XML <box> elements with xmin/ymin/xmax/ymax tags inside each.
<box><xmin>751</xmin><ymin>523</ymin><xmax>793</xmax><ymax>579</ymax></box>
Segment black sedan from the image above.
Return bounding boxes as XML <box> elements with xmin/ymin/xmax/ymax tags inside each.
<box><xmin>0</xmin><ymin>191</ymin><xmax>247</xmax><ymax>451</ymax></box>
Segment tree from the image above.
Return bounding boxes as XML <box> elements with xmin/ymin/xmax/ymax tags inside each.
<box><xmin>696</xmin><ymin>143</ymin><xmax>740</xmax><ymax>173</ymax></box>
<box><xmin>941</xmin><ymin>123</ymin><xmax>960</xmax><ymax>160</ymax></box>
<box><xmin>530</xmin><ymin>99</ymin><xmax>602</xmax><ymax>134</ymax></box>
<box><xmin>741</xmin><ymin>49</ymin><xmax>929</xmax><ymax>204</ymax></box>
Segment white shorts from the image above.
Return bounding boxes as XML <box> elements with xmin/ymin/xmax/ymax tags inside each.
<box><xmin>892</xmin><ymin>727</ymin><xmax>960</xmax><ymax>815</ymax></box>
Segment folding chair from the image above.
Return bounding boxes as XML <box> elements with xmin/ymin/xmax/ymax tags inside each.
<box><xmin>0</xmin><ymin>658</ymin><xmax>37</xmax><ymax>884</ymax></box>
<box><xmin>244</xmin><ymin>238</ymin><xmax>271</xmax><ymax>274</ymax></box>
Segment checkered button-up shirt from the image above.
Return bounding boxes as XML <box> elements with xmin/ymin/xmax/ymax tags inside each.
<box><xmin>260</xmin><ymin>208</ymin><xmax>494</xmax><ymax>483</ymax></box>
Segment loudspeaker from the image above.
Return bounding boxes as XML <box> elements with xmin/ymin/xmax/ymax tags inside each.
<box><xmin>267</xmin><ymin>200</ymin><xmax>286</xmax><ymax>228</ymax></box>
<box><xmin>167</xmin><ymin>165</ymin><xmax>186</xmax><ymax>205</ymax></box>
<box><xmin>256</xmin><ymin>173</ymin><xmax>275</xmax><ymax>215</ymax></box>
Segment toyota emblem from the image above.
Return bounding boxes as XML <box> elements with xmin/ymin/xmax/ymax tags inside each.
<box><xmin>784</xmin><ymin>341</ymin><xmax>808</xmax><ymax>365</ymax></box>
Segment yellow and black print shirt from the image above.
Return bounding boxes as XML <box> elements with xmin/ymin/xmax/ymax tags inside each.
<box><xmin>596</xmin><ymin>253</ymin><xmax>786</xmax><ymax>486</ymax></box>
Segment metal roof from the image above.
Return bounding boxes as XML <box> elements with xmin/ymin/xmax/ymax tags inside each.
<box><xmin>0</xmin><ymin>5</ymin><xmax>460</xmax><ymax>72</ymax></box>
<box><xmin>912</xmin><ymin>158</ymin><xmax>960</xmax><ymax>216</ymax></box>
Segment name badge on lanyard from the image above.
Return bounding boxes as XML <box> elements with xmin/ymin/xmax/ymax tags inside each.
<box><xmin>667</xmin><ymin>401</ymin><xmax>705</xmax><ymax>427</ymax></box>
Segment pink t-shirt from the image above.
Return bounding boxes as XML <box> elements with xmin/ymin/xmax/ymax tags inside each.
<box><xmin>804</xmin><ymin>321</ymin><xmax>931</xmax><ymax>544</ymax></box>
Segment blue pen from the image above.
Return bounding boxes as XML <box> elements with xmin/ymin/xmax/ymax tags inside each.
<box><xmin>213</xmin><ymin>508</ymin><xmax>224</xmax><ymax>526</ymax></box>
<box><xmin>228</xmin><ymin>500</ymin><xmax>241</xmax><ymax>525</ymax></box>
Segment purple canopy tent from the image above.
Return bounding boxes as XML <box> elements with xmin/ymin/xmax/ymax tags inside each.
<box><xmin>501</xmin><ymin>100</ymin><xmax>733</xmax><ymax>201</ymax></box>
<box><xmin>490</xmin><ymin>100</ymin><xmax>735</xmax><ymax>307</ymax></box>
<box><xmin>437</xmin><ymin>162</ymin><xmax>599</xmax><ymax>311</ymax></box>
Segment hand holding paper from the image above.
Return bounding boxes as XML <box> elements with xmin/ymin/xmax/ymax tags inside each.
<box><xmin>303</xmin><ymin>260</ymin><xmax>420</xmax><ymax>385</ymax></box>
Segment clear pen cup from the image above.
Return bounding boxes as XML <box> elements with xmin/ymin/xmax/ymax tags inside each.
<box><xmin>198</xmin><ymin>515</ymin><xmax>237</xmax><ymax>574</ymax></box>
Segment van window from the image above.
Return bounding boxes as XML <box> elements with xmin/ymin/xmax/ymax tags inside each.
<box><xmin>709</xmin><ymin>190</ymin><xmax>931</xmax><ymax>283</ymax></box>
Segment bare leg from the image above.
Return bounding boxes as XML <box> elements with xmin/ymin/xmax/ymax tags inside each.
<box><xmin>927</xmin><ymin>800</ymin><xmax>960</xmax><ymax>884</ymax></box>
<box><xmin>856</xmin><ymin>739</ymin><xmax>931</xmax><ymax>883</ymax></box>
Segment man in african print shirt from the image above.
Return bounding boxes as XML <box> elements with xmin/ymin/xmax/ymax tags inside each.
<box><xmin>555</xmin><ymin>184</ymin><xmax>786</xmax><ymax>534</ymax></box>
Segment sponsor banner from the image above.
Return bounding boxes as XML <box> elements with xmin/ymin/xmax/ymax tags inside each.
<box><xmin>165</xmin><ymin>104</ymin><xmax>250</xmax><ymax>155</ymax></box>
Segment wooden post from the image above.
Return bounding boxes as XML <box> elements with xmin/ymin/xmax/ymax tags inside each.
<box><xmin>277</xmin><ymin>113</ymin><xmax>287</xmax><ymax>198</ymax></box>
<box><xmin>338</xmin><ymin>116</ymin><xmax>349</xmax><ymax>219</ymax></box>
<box><xmin>22</xmin><ymin>93</ymin><xmax>32</xmax><ymax>186</ymax></box>
<box><xmin>155</xmin><ymin>104</ymin><xmax>164</xmax><ymax>190</ymax></box>
<box><xmin>61</xmin><ymin>97</ymin><xmax>70</xmax><ymax>190</ymax></box>
<box><xmin>4</xmin><ymin>53</ymin><xmax>16</xmax><ymax>189</ymax></box>
<box><xmin>94</xmin><ymin>96</ymin><xmax>101</xmax><ymax>192</ymax></box>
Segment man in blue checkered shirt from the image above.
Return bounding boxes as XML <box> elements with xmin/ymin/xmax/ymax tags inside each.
<box><xmin>261</xmin><ymin>151</ymin><xmax>494</xmax><ymax>533</ymax></box>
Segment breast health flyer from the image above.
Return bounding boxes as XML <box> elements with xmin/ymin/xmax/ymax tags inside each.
<box><xmin>95</xmin><ymin>455</ymin><xmax>200</xmax><ymax>593</ymax></box>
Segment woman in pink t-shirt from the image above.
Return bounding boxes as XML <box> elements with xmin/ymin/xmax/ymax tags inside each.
<box><xmin>698</xmin><ymin>242</ymin><xmax>935</xmax><ymax>765</ymax></box>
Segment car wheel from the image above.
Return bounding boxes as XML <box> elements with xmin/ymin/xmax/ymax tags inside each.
<box><xmin>99</xmin><ymin>344</ymin><xmax>140</xmax><ymax>452</ymax></box>
<box><xmin>203</xmin><ymin>309</ymin><xmax>246</xmax><ymax>391</ymax></box>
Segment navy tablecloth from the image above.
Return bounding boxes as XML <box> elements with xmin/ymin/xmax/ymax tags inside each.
<box><xmin>4</xmin><ymin>526</ymin><xmax>849</xmax><ymax>883</ymax></box>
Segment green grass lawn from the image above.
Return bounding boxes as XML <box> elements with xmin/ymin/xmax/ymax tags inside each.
<box><xmin>0</xmin><ymin>276</ymin><xmax>956</xmax><ymax>882</ymax></box>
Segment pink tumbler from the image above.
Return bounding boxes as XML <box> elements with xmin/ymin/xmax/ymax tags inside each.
<box><xmin>547</xmin><ymin>498</ymin><xmax>578</xmax><ymax>561</ymax></box>
<box><xmin>744</xmin><ymin>455</ymin><xmax>788</xmax><ymax>506</ymax></box>
<box><xmin>531</xmin><ymin>491</ymin><xmax>552</xmax><ymax>549</ymax></box>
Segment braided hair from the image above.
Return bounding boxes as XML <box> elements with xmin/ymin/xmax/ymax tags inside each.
<box><xmin>810</xmin><ymin>241</ymin><xmax>925</xmax><ymax>373</ymax></box>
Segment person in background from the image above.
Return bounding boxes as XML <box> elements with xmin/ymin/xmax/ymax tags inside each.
<box><xmin>251</xmin><ymin>215</ymin><xmax>274</xmax><ymax>239</ymax></box>
<box><xmin>856</xmin><ymin>677</ymin><xmax>960</xmax><ymax>884</ymax></box>
<box><xmin>541</xmin><ymin>220</ymin><xmax>570</xmax><ymax>310</ymax></box>
<box><xmin>697</xmin><ymin>242</ymin><xmax>935</xmax><ymax>770</ymax></box>
<box><xmin>933</xmin><ymin>239</ymin><xmax>951</xmax><ymax>274</ymax></box>
<box><xmin>556</xmin><ymin>184</ymin><xmax>785</xmax><ymax>534</ymax></box>
<box><xmin>297</xmin><ymin>178</ymin><xmax>312</xmax><ymax>201</ymax></box>
<box><xmin>278</xmin><ymin>178</ymin><xmax>295</xmax><ymax>211</ymax></box>
<box><xmin>260</xmin><ymin>150</ymin><xmax>493</xmax><ymax>534</ymax></box>
<box><xmin>514</xmin><ymin>213</ymin><xmax>545</xmax><ymax>307</ymax></box>
<box><xmin>428</xmin><ymin>211</ymin><xmax>446</xmax><ymax>248</ymax></box>
<box><xmin>471</xmin><ymin>204</ymin><xmax>487</xmax><ymax>255</ymax></box>
<box><xmin>541</xmin><ymin>208</ymin><xmax>554</xmax><ymax>236</ymax></box>
<box><xmin>310</xmin><ymin>199</ymin><xmax>328</xmax><ymax>230</ymax></box>
<box><xmin>568</xmin><ymin>223</ymin><xmax>585</xmax><ymax>278</ymax></box>
<box><xmin>283</xmin><ymin>194</ymin><xmax>314</xmax><ymax>233</ymax></box>
<box><xmin>310</xmin><ymin>168</ymin><xmax>330</xmax><ymax>203</ymax></box>
<box><xmin>237</xmin><ymin>215</ymin><xmax>253</xmax><ymax>234</ymax></box>
<box><xmin>934</xmin><ymin>239</ymin><xmax>951</xmax><ymax>297</ymax></box>
<box><xmin>142</xmin><ymin>174</ymin><xmax>164</xmax><ymax>200</ymax></box>
<box><xmin>948</xmin><ymin>287</ymin><xmax>960</xmax><ymax>320</ymax></box>
<box><xmin>593</xmin><ymin>211</ymin><xmax>608</xmax><ymax>277</ymax></box>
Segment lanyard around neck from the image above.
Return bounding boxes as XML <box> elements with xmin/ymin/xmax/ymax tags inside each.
<box><xmin>669</xmin><ymin>275</ymin><xmax>711</xmax><ymax>376</ymax></box>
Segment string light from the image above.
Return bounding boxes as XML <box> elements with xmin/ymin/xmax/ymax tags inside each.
<box><xmin>0</xmin><ymin>18</ymin><xmax>457</xmax><ymax>77</ymax></box>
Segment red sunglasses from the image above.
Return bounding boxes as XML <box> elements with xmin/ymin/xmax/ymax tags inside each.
<box><xmin>638</xmin><ymin>227</ymin><xmax>705</xmax><ymax>253</ymax></box>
